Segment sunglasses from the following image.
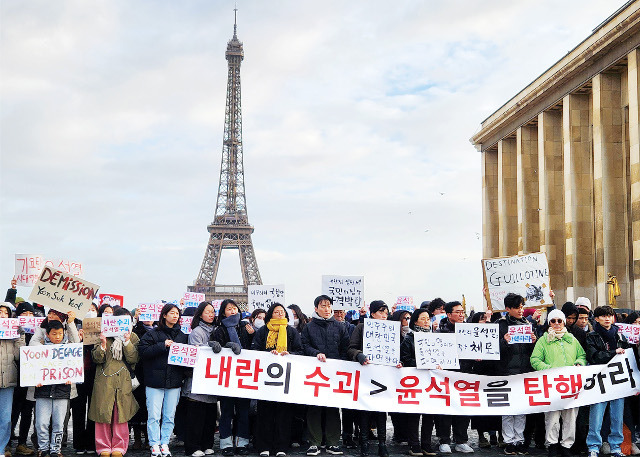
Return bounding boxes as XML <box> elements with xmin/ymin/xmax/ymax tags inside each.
<box><xmin>549</xmin><ymin>319</ymin><xmax>563</xmax><ymax>324</ymax></box>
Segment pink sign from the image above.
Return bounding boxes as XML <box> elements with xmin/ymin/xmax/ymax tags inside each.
<box><xmin>168</xmin><ymin>343</ymin><xmax>199</xmax><ymax>367</ymax></box>
<box><xmin>14</xmin><ymin>254</ymin><xmax>44</xmax><ymax>287</ymax></box>
<box><xmin>17</xmin><ymin>316</ymin><xmax>46</xmax><ymax>334</ymax></box>
<box><xmin>0</xmin><ymin>318</ymin><xmax>20</xmax><ymax>339</ymax></box>
<box><xmin>99</xmin><ymin>294</ymin><xmax>124</xmax><ymax>307</ymax></box>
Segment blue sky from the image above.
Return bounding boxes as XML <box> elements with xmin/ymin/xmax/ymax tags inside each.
<box><xmin>0</xmin><ymin>0</ymin><xmax>627</xmax><ymax>314</ymax></box>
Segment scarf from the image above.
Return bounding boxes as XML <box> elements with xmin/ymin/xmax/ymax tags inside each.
<box><xmin>595</xmin><ymin>322</ymin><xmax>617</xmax><ymax>350</ymax></box>
<box><xmin>413</xmin><ymin>325</ymin><xmax>431</xmax><ymax>333</ymax></box>
<box><xmin>222</xmin><ymin>313</ymin><xmax>241</xmax><ymax>345</ymax></box>
<box><xmin>111</xmin><ymin>336</ymin><xmax>125</xmax><ymax>360</ymax></box>
<box><xmin>266</xmin><ymin>318</ymin><xmax>288</xmax><ymax>353</ymax></box>
<box><xmin>506</xmin><ymin>314</ymin><xmax>529</xmax><ymax>326</ymax></box>
<box><xmin>547</xmin><ymin>326</ymin><xmax>568</xmax><ymax>342</ymax></box>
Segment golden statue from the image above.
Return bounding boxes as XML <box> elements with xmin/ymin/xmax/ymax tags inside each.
<box><xmin>607</xmin><ymin>272</ymin><xmax>621</xmax><ymax>307</ymax></box>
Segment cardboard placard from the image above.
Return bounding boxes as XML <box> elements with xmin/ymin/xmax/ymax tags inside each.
<box><xmin>362</xmin><ymin>318</ymin><xmax>400</xmax><ymax>366</ymax></box>
<box><xmin>28</xmin><ymin>267</ymin><xmax>98</xmax><ymax>319</ymax></box>
<box><xmin>413</xmin><ymin>333</ymin><xmax>459</xmax><ymax>369</ymax></box>
<box><xmin>82</xmin><ymin>317</ymin><xmax>102</xmax><ymax>345</ymax></box>
<box><xmin>455</xmin><ymin>323</ymin><xmax>500</xmax><ymax>360</ymax></box>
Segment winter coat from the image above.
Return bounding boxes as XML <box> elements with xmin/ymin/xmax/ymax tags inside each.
<box><xmin>138</xmin><ymin>325</ymin><xmax>188</xmax><ymax>389</ymax></box>
<box><xmin>251</xmin><ymin>325</ymin><xmax>304</xmax><ymax>355</ymax></box>
<box><xmin>498</xmin><ymin>315</ymin><xmax>536</xmax><ymax>375</ymax></box>
<box><xmin>5</xmin><ymin>288</ymin><xmax>16</xmax><ymax>304</ymax></box>
<box><xmin>132</xmin><ymin>321</ymin><xmax>152</xmax><ymax>384</ymax></box>
<box><xmin>0</xmin><ymin>330</ymin><xmax>26</xmax><ymax>388</ymax></box>
<box><xmin>183</xmin><ymin>321</ymin><xmax>216</xmax><ymax>403</ymax></box>
<box><xmin>400</xmin><ymin>332</ymin><xmax>418</xmax><ymax>368</ymax></box>
<box><xmin>347</xmin><ymin>322</ymin><xmax>366</xmax><ymax>362</ymax></box>
<box><xmin>586</xmin><ymin>326</ymin><xmax>630</xmax><ymax>365</ymax></box>
<box><xmin>437</xmin><ymin>318</ymin><xmax>473</xmax><ymax>373</ymax></box>
<box><xmin>88</xmin><ymin>333</ymin><xmax>140</xmax><ymax>423</ymax></box>
<box><xmin>28</xmin><ymin>330</ymin><xmax>77</xmax><ymax>401</ymax></box>
<box><xmin>567</xmin><ymin>325</ymin><xmax>588</xmax><ymax>350</ymax></box>
<box><xmin>530</xmin><ymin>332</ymin><xmax>586</xmax><ymax>371</ymax></box>
<box><xmin>210</xmin><ymin>322</ymin><xmax>253</xmax><ymax>349</ymax></box>
<box><xmin>32</xmin><ymin>320</ymin><xmax>80</xmax><ymax>345</ymax></box>
<box><xmin>301</xmin><ymin>316</ymin><xmax>350</xmax><ymax>360</ymax></box>
<box><xmin>33</xmin><ymin>339</ymin><xmax>72</xmax><ymax>400</ymax></box>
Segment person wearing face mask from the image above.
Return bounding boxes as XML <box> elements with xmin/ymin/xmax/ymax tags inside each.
<box><xmin>530</xmin><ymin>310</ymin><xmax>586</xmax><ymax>457</ymax></box>
<box><xmin>250</xmin><ymin>309</ymin><xmax>267</xmax><ymax>331</ymax></box>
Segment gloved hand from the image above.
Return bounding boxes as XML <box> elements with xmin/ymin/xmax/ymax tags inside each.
<box><xmin>208</xmin><ymin>341</ymin><xmax>222</xmax><ymax>353</ymax></box>
<box><xmin>225</xmin><ymin>342</ymin><xmax>242</xmax><ymax>355</ymax></box>
<box><xmin>356</xmin><ymin>353</ymin><xmax>368</xmax><ymax>365</ymax></box>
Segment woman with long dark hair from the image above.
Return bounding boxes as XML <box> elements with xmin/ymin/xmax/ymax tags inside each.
<box><xmin>286</xmin><ymin>305</ymin><xmax>308</xmax><ymax>333</ymax></box>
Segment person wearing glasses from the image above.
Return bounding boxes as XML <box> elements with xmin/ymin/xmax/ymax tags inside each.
<box><xmin>530</xmin><ymin>310</ymin><xmax>586</xmax><ymax>457</ymax></box>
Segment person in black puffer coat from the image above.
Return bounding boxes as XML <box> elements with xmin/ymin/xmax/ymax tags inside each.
<box><xmin>138</xmin><ymin>303</ymin><xmax>187</xmax><ymax>457</ymax></box>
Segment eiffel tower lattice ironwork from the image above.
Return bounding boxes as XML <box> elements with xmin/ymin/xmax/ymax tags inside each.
<box><xmin>189</xmin><ymin>13</ymin><xmax>262</xmax><ymax>306</ymax></box>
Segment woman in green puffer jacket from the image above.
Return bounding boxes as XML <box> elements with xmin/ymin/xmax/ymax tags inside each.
<box><xmin>530</xmin><ymin>309</ymin><xmax>586</xmax><ymax>457</ymax></box>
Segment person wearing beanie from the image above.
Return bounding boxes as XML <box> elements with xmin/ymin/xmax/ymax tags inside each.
<box><xmin>30</xmin><ymin>308</ymin><xmax>79</xmax><ymax>346</ymax></box>
<box><xmin>530</xmin><ymin>310</ymin><xmax>586</xmax><ymax>457</ymax></box>
<box><xmin>560</xmin><ymin>303</ymin><xmax>587</xmax><ymax>349</ymax></box>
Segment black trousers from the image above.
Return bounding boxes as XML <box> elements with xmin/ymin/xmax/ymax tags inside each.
<box><xmin>390</xmin><ymin>413</ymin><xmax>409</xmax><ymax>441</ymax></box>
<box><xmin>341</xmin><ymin>408</ymin><xmax>358</xmax><ymax>439</ymax></box>
<box><xmin>185</xmin><ymin>399</ymin><xmax>217</xmax><ymax>454</ymax></box>
<box><xmin>70</xmin><ymin>380</ymin><xmax>95</xmax><ymax>451</ymax></box>
<box><xmin>256</xmin><ymin>401</ymin><xmax>293</xmax><ymax>453</ymax></box>
<box><xmin>406</xmin><ymin>414</ymin><xmax>434</xmax><ymax>448</ymax></box>
<box><xmin>11</xmin><ymin>386</ymin><xmax>34</xmax><ymax>445</ymax></box>
<box><xmin>436</xmin><ymin>415</ymin><xmax>469</xmax><ymax>444</ymax></box>
<box><xmin>359</xmin><ymin>411</ymin><xmax>387</xmax><ymax>443</ymax></box>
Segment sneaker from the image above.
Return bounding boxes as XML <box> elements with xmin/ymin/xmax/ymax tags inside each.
<box><xmin>276</xmin><ymin>453</ymin><xmax>286</xmax><ymax>457</ymax></box>
<box><xmin>74</xmin><ymin>452</ymin><xmax>84</xmax><ymax>456</ymax></box>
<box><xmin>455</xmin><ymin>444</ymin><xmax>474</xmax><ymax>454</ymax></box>
<box><xmin>504</xmin><ymin>444</ymin><xmax>517</xmax><ymax>455</ymax></box>
<box><xmin>409</xmin><ymin>446</ymin><xmax>423</xmax><ymax>456</ymax></box>
<box><xmin>439</xmin><ymin>444</ymin><xmax>452</xmax><ymax>454</ymax></box>
<box><xmin>259</xmin><ymin>452</ymin><xmax>269</xmax><ymax>457</ymax></box>
<box><xmin>150</xmin><ymin>446</ymin><xmax>161</xmax><ymax>457</ymax></box>
<box><xmin>306</xmin><ymin>447</ymin><xmax>320</xmax><ymax>456</ymax></box>
<box><xmin>516</xmin><ymin>444</ymin><xmax>529</xmax><ymax>455</ymax></box>
<box><xmin>191</xmin><ymin>452</ymin><xmax>205</xmax><ymax>457</ymax></box>
<box><xmin>204</xmin><ymin>451</ymin><xmax>215</xmax><ymax>456</ymax></box>
<box><xmin>422</xmin><ymin>447</ymin><xmax>436</xmax><ymax>456</ymax></box>
<box><xmin>601</xmin><ymin>444</ymin><xmax>610</xmax><ymax>455</ymax></box>
<box><xmin>327</xmin><ymin>446</ymin><xmax>343</xmax><ymax>455</ymax></box>
<box><xmin>236</xmin><ymin>449</ymin><xmax>249</xmax><ymax>456</ymax></box>
<box><xmin>16</xmin><ymin>446</ymin><xmax>35</xmax><ymax>456</ymax></box>
<box><xmin>159</xmin><ymin>446</ymin><xmax>171</xmax><ymax>457</ymax></box>
<box><xmin>478</xmin><ymin>435</ymin><xmax>490</xmax><ymax>449</ymax></box>
<box><xmin>588</xmin><ymin>452</ymin><xmax>599</xmax><ymax>457</ymax></box>
<box><xmin>631</xmin><ymin>444</ymin><xmax>640</xmax><ymax>456</ymax></box>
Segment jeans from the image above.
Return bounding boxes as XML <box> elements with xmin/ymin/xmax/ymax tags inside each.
<box><xmin>35</xmin><ymin>397</ymin><xmax>69</xmax><ymax>454</ymax></box>
<box><xmin>0</xmin><ymin>387</ymin><xmax>14</xmax><ymax>453</ymax></box>
<box><xmin>145</xmin><ymin>387</ymin><xmax>181</xmax><ymax>447</ymax></box>
<box><xmin>219</xmin><ymin>397</ymin><xmax>250</xmax><ymax>449</ymax></box>
<box><xmin>587</xmin><ymin>398</ymin><xmax>624</xmax><ymax>453</ymax></box>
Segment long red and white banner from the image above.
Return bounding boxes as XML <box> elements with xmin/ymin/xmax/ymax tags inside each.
<box><xmin>192</xmin><ymin>347</ymin><xmax>640</xmax><ymax>415</ymax></box>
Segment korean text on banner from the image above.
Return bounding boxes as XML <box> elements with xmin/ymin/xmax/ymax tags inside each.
<box><xmin>82</xmin><ymin>318</ymin><xmax>102</xmax><ymax>346</ymax></box>
<box><xmin>138</xmin><ymin>302</ymin><xmax>163</xmax><ymax>322</ymax></box>
<box><xmin>248</xmin><ymin>285</ymin><xmax>285</xmax><ymax>312</ymax></box>
<box><xmin>456</xmin><ymin>323</ymin><xmax>500</xmax><ymax>360</ymax></box>
<box><xmin>182</xmin><ymin>292</ymin><xmax>205</xmax><ymax>309</ymax></box>
<box><xmin>20</xmin><ymin>343</ymin><xmax>84</xmax><ymax>386</ymax></box>
<box><xmin>101</xmin><ymin>315</ymin><xmax>131</xmax><ymax>337</ymax></box>
<box><xmin>414</xmin><ymin>333</ymin><xmax>459</xmax><ymax>369</ymax></box>
<box><xmin>28</xmin><ymin>267</ymin><xmax>99</xmax><ymax>319</ymax></box>
<box><xmin>180</xmin><ymin>316</ymin><xmax>193</xmax><ymax>334</ymax></box>
<box><xmin>616</xmin><ymin>324</ymin><xmax>640</xmax><ymax>344</ymax></box>
<box><xmin>482</xmin><ymin>253</ymin><xmax>552</xmax><ymax>309</ymax></box>
<box><xmin>192</xmin><ymin>348</ymin><xmax>640</xmax><ymax>415</ymax></box>
<box><xmin>15</xmin><ymin>254</ymin><xmax>44</xmax><ymax>287</ymax></box>
<box><xmin>99</xmin><ymin>294</ymin><xmax>124</xmax><ymax>307</ymax></box>
<box><xmin>363</xmin><ymin>318</ymin><xmax>400</xmax><ymax>366</ymax></box>
<box><xmin>0</xmin><ymin>318</ymin><xmax>19</xmax><ymax>339</ymax></box>
<box><xmin>508</xmin><ymin>325</ymin><xmax>533</xmax><ymax>344</ymax></box>
<box><xmin>17</xmin><ymin>316</ymin><xmax>46</xmax><ymax>335</ymax></box>
<box><xmin>168</xmin><ymin>343</ymin><xmax>199</xmax><ymax>367</ymax></box>
<box><xmin>321</xmin><ymin>275</ymin><xmax>364</xmax><ymax>310</ymax></box>
<box><xmin>395</xmin><ymin>296</ymin><xmax>414</xmax><ymax>312</ymax></box>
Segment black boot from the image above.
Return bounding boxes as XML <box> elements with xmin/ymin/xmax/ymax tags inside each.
<box><xmin>548</xmin><ymin>444</ymin><xmax>559</xmax><ymax>457</ymax></box>
<box><xmin>378</xmin><ymin>443</ymin><xmax>389</xmax><ymax>457</ymax></box>
<box><xmin>559</xmin><ymin>446</ymin><xmax>571</xmax><ymax>457</ymax></box>
<box><xmin>360</xmin><ymin>440</ymin><xmax>370</xmax><ymax>457</ymax></box>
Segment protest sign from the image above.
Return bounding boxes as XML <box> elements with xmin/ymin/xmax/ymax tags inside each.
<box><xmin>180</xmin><ymin>316</ymin><xmax>193</xmax><ymax>334</ymax></box>
<box><xmin>44</xmin><ymin>259</ymin><xmax>83</xmax><ymax>277</ymax></box>
<box><xmin>212</xmin><ymin>300</ymin><xmax>222</xmax><ymax>316</ymax></box>
<box><xmin>455</xmin><ymin>323</ymin><xmax>500</xmax><ymax>360</ymax></box>
<box><xmin>20</xmin><ymin>343</ymin><xmax>84</xmax><ymax>386</ymax></box>
<box><xmin>321</xmin><ymin>275</ymin><xmax>364</xmax><ymax>310</ymax></box>
<box><xmin>248</xmin><ymin>285</ymin><xmax>285</xmax><ymax>311</ymax></box>
<box><xmin>82</xmin><ymin>317</ymin><xmax>102</xmax><ymax>346</ymax></box>
<box><xmin>182</xmin><ymin>292</ymin><xmax>205</xmax><ymax>309</ymax></box>
<box><xmin>138</xmin><ymin>302</ymin><xmax>163</xmax><ymax>322</ymax></box>
<box><xmin>28</xmin><ymin>267</ymin><xmax>98</xmax><ymax>319</ymax></box>
<box><xmin>508</xmin><ymin>325</ymin><xmax>533</xmax><ymax>344</ymax></box>
<box><xmin>413</xmin><ymin>333</ymin><xmax>459</xmax><ymax>369</ymax></box>
<box><xmin>431</xmin><ymin>314</ymin><xmax>446</xmax><ymax>323</ymax></box>
<box><xmin>17</xmin><ymin>316</ymin><xmax>46</xmax><ymax>335</ymax></box>
<box><xmin>616</xmin><ymin>323</ymin><xmax>640</xmax><ymax>344</ymax></box>
<box><xmin>0</xmin><ymin>318</ymin><xmax>19</xmax><ymax>339</ymax></box>
<box><xmin>101</xmin><ymin>315</ymin><xmax>131</xmax><ymax>337</ymax></box>
<box><xmin>395</xmin><ymin>296</ymin><xmax>414</xmax><ymax>312</ymax></box>
<box><xmin>15</xmin><ymin>254</ymin><xmax>44</xmax><ymax>287</ymax></box>
<box><xmin>363</xmin><ymin>318</ymin><xmax>400</xmax><ymax>366</ymax></box>
<box><xmin>168</xmin><ymin>343</ymin><xmax>199</xmax><ymax>367</ymax></box>
<box><xmin>192</xmin><ymin>347</ymin><xmax>640</xmax><ymax>415</ymax></box>
<box><xmin>482</xmin><ymin>253</ymin><xmax>552</xmax><ymax>309</ymax></box>
<box><xmin>99</xmin><ymin>294</ymin><xmax>124</xmax><ymax>307</ymax></box>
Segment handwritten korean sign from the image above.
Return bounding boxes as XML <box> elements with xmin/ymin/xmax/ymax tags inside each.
<box><xmin>28</xmin><ymin>267</ymin><xmax>98</xmax><ymax>319</ymax></box>
<box><xmin>137</xmin><ymin>302</ymin><xmax>163</xmax><ymax>322</ymax></box>
<box><xmin>322</xmin><ymin>275</ymin><xmax>364</xmax><ymax>310</ymax></box>
<box><xmin>82</xmin><ymin>317</ymin><xmax>102</xmax><ymax>345</ymax></box>
<box><xmin>17</xmin><ymin>316</ymin><xmax>46</xmax><ymax>335</ymax></box>
<box><xmin>168</xmin><ymin>343</ymin><xmax>199</xmax><ymax>367</ymax></box>
<box><xmin>414</xmin><ymin>333</ymin><xmax>459</xmax><ymax>369</ymax></box>
<box><xmin>508</xmin><ymin>325</ymin><xmax>533</xmax><ymax>344</ymax></box>
<box><xmin>180</xmin><ymin>316</ymin><xmax>193</xmax><ymax>334</ymax></box>
<box><xmin>0</xmin><ymin>318</ymin><xmax>20</xmax><ymax>339</ymax></box>
<box><xmin>182</xmin><ymin>292</ymin><xmax>205</xmax><ymax>309</ymax></box>
<box><xmin>20</xmin><ymin>343</ymin><xmax>84</xmax><ymax>386</ymax></box>
<box><xmin>395</xmin><ymin>296</ymin><xmax>414</xmax><ymax>312</ymax></box>
<box><xmin>455</xmin><ymin>323</ymin><xmax>500</xmax><ymax>360</ymax></box>
<box><xmin>101</xmin><ymin>315</ymin><xmax>131</xmax><ymax>337</ymax></box>
<box><xmin>15</xmin><ymin>254</ymin><xmax>44</xmax><ymax>287</ymax></box>
<box><xmin>616</xmin><ymin>323</ymin><xmax>640</xmax><ymax>345</ymax></box>
<box><xmin>248</xmin><ymin>285</ymin><xmax>285</xmax><ymax>311</ymax></box>
<box><xmin>363</xmin><ymin>318</ymin><xmax>400</xmax><ymax>366</ymax></box>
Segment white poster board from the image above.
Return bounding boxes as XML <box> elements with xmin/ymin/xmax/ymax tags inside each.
<box><xmin>395</xmin><ymin>296</ymin><xmax>414</xmax><ymax>312</ymax></box>
<box><xmin>0</xmin><ymin>318</ymin><xmax>20</xmax><ymax>339</ymax></box>
<box><xmin>20</xmin><ymin>343</ymin><xmax>84</xmax><ymax>386</ymax></box>
<box><xmin>182</xmin><ymin>292</ymin><xmax>205</xmax><ymax>309</ymax></box>
<box><xmin>101</xmin><ymin>315</ymin><xmax>131</xmax><ymax>337</ymax></box>
<box><xmin>138</xmin><ymin>302</ymin><xmax>163</xmax><ymax>322</ymax></box>
<box><xmin>180</xmin><ymin>316</ymin><xmax>193</xmax><ymax>334</ymax></box>
<box><xmin>482</xmin><ymin>253</ymin><xmax>552</xmax><ymax>309</ymax></box>
<box><xmin>362</xmin><ymin>318</ymin><xmax>400</xmax><ymax>366</ymax></box>
<box><xmin>616</xmin><ymin>323</ymin><xmax>640</xmax><ymax>344</ymax></box>
<box><xmin>28</xmin><ymin>267</ymin><xmax>98</xmax><ymax>319</ymax></box>
<box><xmin>455</xmin><ymin>323</ymin><xmax>500</xmax><ymax>360</ymax></box>
<box><xmin>168</xmin><ymin>343</ymin><xmax>199</xmax><ymax>367</ymax></box>
<box><xmin>414</xmin><ymin>333</ymin><xmax>459</xmax><ymax>369</ymax></box>
<box><xmin>17</xmin><ymin>316</ymin><xmax>46</xmax><ymax>335</ymax></box>
<box><xmin>321</xmin><ymin>275</ymin><xmax>364</xmax><ymax>310</ymax></box>
<box><xmin>248</xmin><ymin>285</ymin><xmax>285</xmax><ymax>312</ymax></box>
<box><xmin>14</xmin><ymin>254</ymin><xmax>44</xmax><ymax>287</ymax></box>
<box><xmin>508</xmin><ymin>325</ymin><xmax>533</xmax><ymax>344</ymax></box>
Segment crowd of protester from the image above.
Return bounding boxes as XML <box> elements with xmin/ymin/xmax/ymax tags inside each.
<box><xmin>1</xmin><ymin>278</ymin><xmax>640</xmax><ymax>457</ymax></box>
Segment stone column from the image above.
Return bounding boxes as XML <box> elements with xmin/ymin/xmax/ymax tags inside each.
<box><xmin>563</xmin><ymin>93</ymin><xmax>596</xmax><ymax>303</ymax></box>
<box><xmin>629</xmin><ymin>49</ymin><xmax>640</xmax><ymax>309</ymax></box>
<box><xmin>482</xmin><ymin>149</ymin><xmax>499</xmax><ymax>258</ymax></box>
<box><xmin>498</xmin><ymin>138</ymin><xmax>518</xmax><ymax>256</ymax></box>
<box><xmin>538</xmin><ymin>110</ymin><xmax>566</xmax><ymax>305</ymax></box>
<box><xmin>517</xmin><ymin>125</ymin><xmax>540</xmax><ymax>255</ymax></box>
<box><xmin>593</xmin><ymin>72</ymin><xmax>629</xmax><ymax>307</ymax></box>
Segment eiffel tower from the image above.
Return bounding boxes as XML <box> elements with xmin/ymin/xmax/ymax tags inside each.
<box><xmin>189</xmin><ymin>11</ymin><xmax>262</xmax><ymax>307</ymax></box>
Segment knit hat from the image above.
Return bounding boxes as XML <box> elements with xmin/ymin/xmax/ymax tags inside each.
<box><xmin>561</xmin><ymin>302</ymin><xmax>579</xmax><ymax>317</ymax></box>
<box><xmin>16</xmin><ymin>302</ymin><xmax>35</xmax><ymax>316</ymax></box>
<box><xmin>0</xmin><ymin>302</ymin><xmax>13</xmax><ymax>317</ymax></box>
<box><xmin>575</xmin><ymin>297</ymin><xmax>592</xmax><ymax>310</ymax></box>
<box><xmin>369</xmin><ymin>300</ymin><xmax>388</xmax><ymax>316</ymax></box>
<box><xmin>48</xmin><ymin>309</ymin><xmax>68</xmax><ymax>322</ymax></box>
<box><xmin>547</xmin><ymin>309</ymin><xmax>566</xmax><ymax>324</ymax></box>
<box><xmin>15</xmin><ymin>297</ymin><xmax>25</xmax><ymax>305</ymax></box>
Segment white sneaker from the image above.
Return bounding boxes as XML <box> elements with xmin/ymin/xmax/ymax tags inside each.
<box><xmin>631</xmin><ymin>444</ymin><xmax>640</xmax><ymax>455</ymax></box>
<box><xmin>260</xmin><ymin>452</ymin><xmax>269</xmax><ymax>457</ymax></box>
<box><xmin>191</xmin><ymin>452</ymin><xmax>205</xmax><ymax>457</ymax></box>
<box><xmin>455</xmin><ymin>444</ymin><xmax>474</xmax><ymax>453</ymax></box>
<box><xmin>439</xmin><ymin>444</ymin><xmax>452</xmax><ymax>454</ymax></box>
<box><xmin>602</xmin><ymin>443</ymin><xmax>611</xmax><ymax>455</ymax></box>
<box><xmin>204</xmin><ymin>451</ymin><xmax>215</xmax><ymax>456</ymax></box>
<box><xmin>150</xmin><ymin>445</ymin><xmax>161</xmax><ymax>457</ymax></box>
<box><xmin>160</xmin><ymin>445</ymin><xmax>171</xmax><ymax>457</ymax></box>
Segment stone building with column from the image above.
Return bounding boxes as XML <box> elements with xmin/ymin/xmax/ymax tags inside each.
<box><xmin>471</xmin><ymin>1</ymin><xmax>640</xmax><ymax>309</ymax></box>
